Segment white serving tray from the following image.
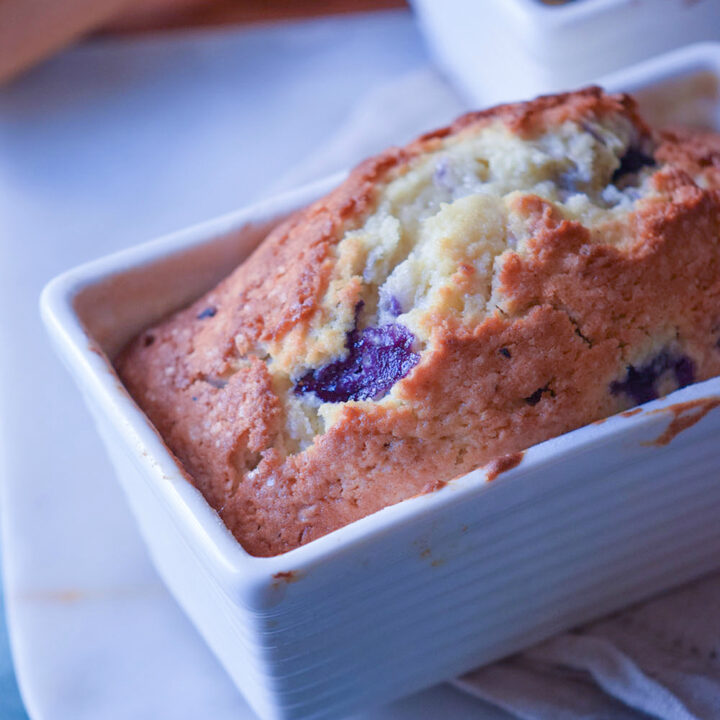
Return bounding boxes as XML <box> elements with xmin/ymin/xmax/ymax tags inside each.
<box><xmin>409</xmin><ymin>0</ymin><xmax>720</xmax><ymax>106</ymax></box>
<box><xmin>40</xmin><ymin>43</ymin><xmax>720</xmax><ymax>720</ymax></box>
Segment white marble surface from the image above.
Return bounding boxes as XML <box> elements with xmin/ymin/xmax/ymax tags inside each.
<box><xmin>0</xmin><ymin>11</ymin><xmax>510</xmax><ymax>720</ymax></box>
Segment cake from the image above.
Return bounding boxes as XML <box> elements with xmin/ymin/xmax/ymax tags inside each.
<box><xmin>117</xmin><ymin>87</ymin><xmax>720</xmax><ymax>557</ymax></box>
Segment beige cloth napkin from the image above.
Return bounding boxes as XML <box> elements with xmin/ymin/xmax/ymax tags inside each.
<box><xmin>456</xmin><ymin>573</ymin><xmax>720</xmax><ymax>720</ymax></box>
<box><xmin>276</xmin><ymin>67</ymin><xmax>720</xmax><ymax>720</ymax></box>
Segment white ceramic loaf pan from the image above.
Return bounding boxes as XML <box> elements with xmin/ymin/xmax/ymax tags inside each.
<box><xmin>410</xmin><ymin>0</ymin><xmax>720</xmax><ymax>106</ymax></box>
<box><xmin>41</xmin><ymin>44</ymin><xmax>720</xmax><ymax>720</ymax></box>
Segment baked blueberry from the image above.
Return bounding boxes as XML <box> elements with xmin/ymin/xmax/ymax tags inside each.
<box><xmin>612</xmin><ymin>146</ymin><xmax>655</xmax><ymax>184</ymax></box>
<box><xmin>295</xmin><ymin>323</ymin><xmax>419</xmax><ymax>402</ymax></box>
<box><xmin>610</xmin><ymin>351</ymin><xmax>695</xmax><ymax>405</ymax></box>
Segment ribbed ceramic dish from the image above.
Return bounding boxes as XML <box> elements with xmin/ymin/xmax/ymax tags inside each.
<box><xmin>409</xmin><ymin>0</ymin><xmax>720</xmax><ymax>105</ymax></box>
<box><xmin>40</xmin><ymin>44</ymin><xmax>720</xmax><ymax>720</ymax></box>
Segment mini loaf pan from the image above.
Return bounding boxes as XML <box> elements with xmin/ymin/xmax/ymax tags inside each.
<box><xmin>40</xmin><ymin>43</ymin><xmax>720</xmax><ymax>720</ymax></box>
<box><xmin>409</xmin><ymin>0</ymin><xmax>720</xmax><ymax>106</ymax></box>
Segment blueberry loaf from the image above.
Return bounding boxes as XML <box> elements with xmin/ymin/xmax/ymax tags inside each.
<box><xmin>117</xmin><ymin>88</ymin><xmax>720</xmax><ymax>557</ymax></box>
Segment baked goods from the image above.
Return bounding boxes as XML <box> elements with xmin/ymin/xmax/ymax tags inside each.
<box><xmin>117</xmin><ymin>87</ymin><xmax>720</xmax><ymax>557</ymax></box>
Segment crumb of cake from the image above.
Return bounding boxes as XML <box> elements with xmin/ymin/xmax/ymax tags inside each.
<box><xmin>485</xmin><ymin>452</ymin><xmax>525</xmax><ymax>482</ymax></box>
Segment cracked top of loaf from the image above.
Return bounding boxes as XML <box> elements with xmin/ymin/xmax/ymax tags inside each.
<box><xmin>117</xmin><ymin>87</ymin><xmax>720</xmax><ymax>556</ymax></box>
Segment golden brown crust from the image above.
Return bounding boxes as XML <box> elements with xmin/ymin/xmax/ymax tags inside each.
<box><xmin>420</xmin><ymin>85</ymin><xmax>650</xmax><ymax>142</ymax></box>
<box><xmin>117</xmin><ymin>88</ymin><xmax>720</xmax><ymax>556</ymax></box>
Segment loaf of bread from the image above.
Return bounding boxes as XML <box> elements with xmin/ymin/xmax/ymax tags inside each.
<box><xmin>117</xmin><ymin>88</ymin><xmax>720</xmax><ymax>557</ymax></box>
